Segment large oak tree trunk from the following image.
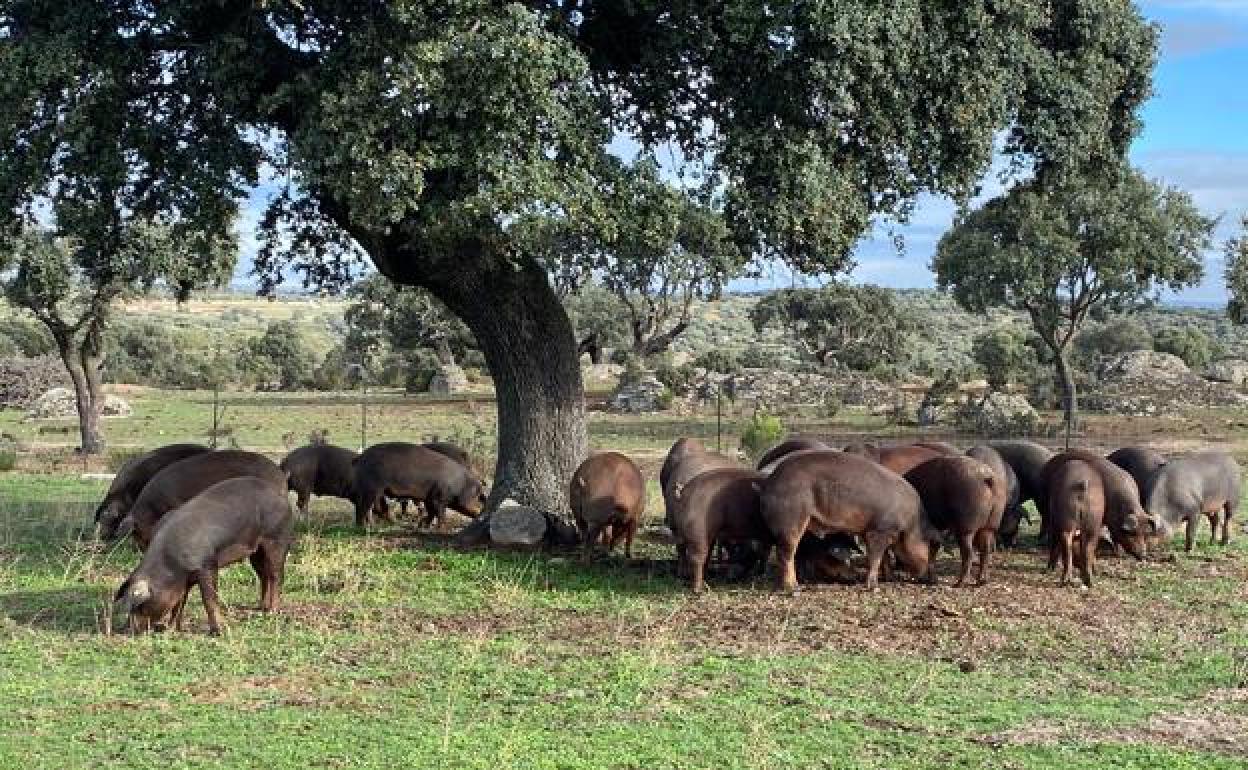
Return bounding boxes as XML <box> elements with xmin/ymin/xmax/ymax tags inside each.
<box><xmin>415</xmin><ymin>257</ymin><xmax>589</xmax><ymax>520</ymax></box>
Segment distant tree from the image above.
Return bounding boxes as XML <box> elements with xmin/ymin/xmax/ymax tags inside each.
<box><xmin>562</xmin><ymin>283</ymin><xmax>630</xmax><ymax>365</ymax></box>
<box><xmin>344</xmin><ymin>275</ymin><xmax>477</xmax><ymax>376</ymax></box>
<box><xmin>750</xmin><ymin>285</ymin><xmax>913</xmax><ymax>371</ymax></box>
<box><xmin>0</xmin><ymin>318</ymin><xmax>54</xmax><ymax>357</ymax></box>
<box><xmin>971</xmin><ymin>327</ymin><xmax>1037</xmax><ymax>392</ymax></box>
<box><xmin>935</xmin><ymin>167</ymin><xmax>1214</xmax><ymax>444</ymax></box>
<box><xmin>1075</xmin><ymin>318</ymin><xmax>1154</xmax><ymax>362</ymax></box>
<box><xmin>1228</xmin><ymin>215</ymin><xmax>1248</xmax><ymax>324</ymax></box>
<box><xmin>241</xmin><ymin>321</ymin><xmax>316</xmax><ymax>391</ymax></box>
<box><xmin>0</xmin><ymin>226</ymin><xmax>232</xmax><ymax>452</ymax></box>
<box><xmin>1154</xmin><ymin>326</ymin><xmax>1213</xmax><ymax>369</ymax></box>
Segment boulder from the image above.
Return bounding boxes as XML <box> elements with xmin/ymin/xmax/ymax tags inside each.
<box><xmin>971</xmin><ymin>392</ymin><xmax>1039</xmax><ymax>434</ymax></box>
<box><xmin>25</xmin><ymin>388</ymin><xmax>132</xmax><ymax>419</ymax></box>
<box><xmin>1206</xmin><ymin>359</ymin><xmax>1248</xmax><ymax>387</ymax></box>
<box><xmin>1098</xmin><ymin>351</ymin><xmax>1189</xmax><ymax>384</ymax></box>
<box><xmin>607</xmin><ymin>375</ymin><xmax>668</xmax><ymax>413</ymax></box>
<box><xmin>428</xmin><ymin>364</ymin><xmax>470</xmax><ymax>395</ymax></box>
<box><xmin>489</xmin><ymin>502</ymin><xmax>548</xmax><ymax>548</ymax></box>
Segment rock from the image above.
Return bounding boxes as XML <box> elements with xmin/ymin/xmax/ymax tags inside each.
<box><xmin>25</xmin><ymin>388</ymin><xmax>132</xmax><ymax>419</ymax></box>
<box><xmin>1098</xmin><ymin>351</ymin><xmax>1189</xmax><ymax>384</ymax></box>
<box><xmin>607</xmin><ymin>375</ymin><xmax>669</xmax><ymax>413</ymax></box>
<box><xmin>428</xmin><ymin>364</ymin><xmax>469</xmax><ymax>395</ymax></box>
<box><xmin>1206</xmin><ymin>359</ymin><xmax>1248</xmax><ymax>387</ymax></box>
<box><xmin>970</xmin><ymin>392</ymin><xmax>1039</xmax><ymax>434</ymax></box>
<box><xmin>489</xmin><ymin>501</ymin><xmax>548</xmax><ymax>548</ymax></box>
<box><xmin>581</xmin><ymin>363</ymin><xmax>623</xmax><ymax>383</ymax></box>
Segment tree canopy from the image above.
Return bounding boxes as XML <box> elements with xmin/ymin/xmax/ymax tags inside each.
<box><xmin>1</xmin><ymin>0</ymin><xmax>1164</xmax><ymax>510</ymax></box>
<box><xmin>750</xmin><ymin>284</ymin><xmax>913</xmax><ymax>371</ymax></box>
<box><xmin>934</xmin><ymin>167</ymin><xmax>1214</xmax><ymax>439</ymax></box>
<box><xmin>1227</xmin><ymin>216</ymin><xmax>1248</xmax><ymax>325</ymax></box>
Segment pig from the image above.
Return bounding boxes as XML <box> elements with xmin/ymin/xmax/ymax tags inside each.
<box><xmin>914</xmin><ymin>441</ymin><xmax>961</xmax><ymax>455</ymax></box>
<box><xmin>112</xmin><ymin>477</ymin><xmax>293</xmax><ymax>634</ymax></box>
<box><xmin>755</xmin><ymin>438</ymin><xmax>830</xmax><ymax>472</ymax></box>
<box><xmin>392</xmin><ymin>441</ymin><xmax>482</xmax><ymax>516</ymax></box>
<box><xmin>352</xmin><ymin>442</ymin><xmax>487</xmax><ymax>529</ymax></box>
<box><xmin>966</xmin><ymin>445</ymin><xmax>1023</xmax><ymax>547</ymax></box>
<box><xmin>660</xmin><ymin>437</ymin><xmax>739</xmax><ymax>524</ymax></box>
<box><xmin>1039</xmin><ymin>450</ymin><xmax>1157</xmax><ymax>560</ymax></box>
<box><xmin>1044</xmin><ymin>458</ymin><xmax>1105</xmax><ymax>587</ymax></box>
<box><xmin>280</xmin><ymin>444</ymin><xmax>358</xmax><ymax>515</ymax></box>
<box><xmin>108</xmin><ymin>449</ymin><xmax>287</xmax><ymax>550</ymax></box>
<box><xmin>841</xmin><ymin>442</ymin><xmax>879</xmax><ymax>459</ymax></box>
<box><xmin>570</xmin><ymin>451</ymin><xmax>646</xmax><ymax>563</ymax></box>
<box><xmin>1107</xmin><ymin>447</ymin><xmax>1168</xmax><ymax>504</ymax></box>
<box><xmin>905</xmin><ymin>456</ymin><xmax>1000</xmax><ymax>586</ymax></box>
<box><xmin>1142</xmin><ymin>451</ymin><xmax>1241</xmax><ymax>551</ymax></box>
<box><xmin>759</xmin><ymin>451</ymin><xmax>938</xmax><ymax>592</ymax></box>
<box><xmin>668</xmin><ymin>468</ymin><xmax>770</xmax><ymax>593</ymax></box>
<box><xmin>93</xmin><ymin>444</ymin><xmax>211</xmax><ymax>535</ymax></box>
<box><xmin>987</xmin><ymin>440</ymin><xmax>1055</xmax><ymax>544</ymax></box>
<box><xmin>873</xmin><ymin>445</ymin><xmax>945</xmax><ymax>476</ymax></box>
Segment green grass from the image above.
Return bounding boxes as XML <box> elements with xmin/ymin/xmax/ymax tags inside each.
<box><xmin>2</xmin><ymin>473</ymin><xmax>1248</xmax><ymax>768</ymax></box>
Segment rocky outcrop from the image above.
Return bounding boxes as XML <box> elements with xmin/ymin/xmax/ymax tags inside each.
<box><xmin>1097</xmin><ymin>351</ymin><xmax>1190</xmax><ymax>384</ymax></box>
<box><xmin>428</xmin><ymin>364</ymin><xmax>469</xmax><ymax>395</ymax></box>
<box><xmin>26</xmin><ymin>388</ymin><xmax>132</xmax><ymax>419</ymax></box>
<box><xmin>1085</xmin><ymin>351</ymin><xmax>1248</xmax><ymax>416</ymax></box>
<box><xmin>607</xmin><ymin>376</ymin><xmax>668</xmax><ymax>413</ymax></box>
<box><xmin>1206</xmin><ymin>359</ymin><xmax>1248</xmax><ymax>387</ymax></box>
<box><xmin>969</xmin><ymin>392</ymin><xmax>1040</xmax><ymax>433</ymax></box>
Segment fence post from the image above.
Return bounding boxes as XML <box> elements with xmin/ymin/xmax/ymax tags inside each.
<box><xmin>716</xmin><ymin>384</ymin><xmax>722</xmax><ymax>453</ymax></box>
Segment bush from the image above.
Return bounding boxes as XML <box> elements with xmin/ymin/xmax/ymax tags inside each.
<box><xmin>972</xmin><ymin>326</ymin><xmax>1037</xmax><ymax>391</ymax></box>
<box><xmin>822</xmin><ymin>391</ymin><xmax>842</xmax><ymax>419</ymax></box>
<box><xmin>654</xmin><ymin>362</ymin><xmax>696</xmax><ymax>394</ymax></box>
<box><xmin>0</xmin><ymin>318</ymin><xmax>55</xmax><ymax>357</ymax></box>
<box><xmin>738</xmin><ymin>347</ymin><xmax>784</xmax><ymax>369</ymax></box>
<box><xmin>1076</xmin><ymin>318</ymin><xmax>1152</xmax><ymax>362</ymax></box>
<box><xmin>1154</xmin><ymin>325</ymin><xmax>1213</xmax><ymax>369</ymax></box>
<box><xmin>405</xmin><ymin>366</ymin><xmax>438</xmax><ymax>393</ymax></box>
<box><xmin>0</xmin><ymin>436</ymin><xmax>17</xmax><ymax>471</ymax></box>
<box><xmin>739</xmin><ymin>410</ymin><xmax>785</xmax><ymax>460</ymax></box>
<box><xmin>240</xmin><ymin>320</ymin><xmax>317</xmax><ymax>390</ymax></box>
<box><xmin>693</xmin><ymin>349</ymin><xmax>741</xmax><ymax>374</ymax></box>
<box><xmin>618</xmin><ymin>356</ymin><xmax>646</xmax><ymax>386</ymax></box>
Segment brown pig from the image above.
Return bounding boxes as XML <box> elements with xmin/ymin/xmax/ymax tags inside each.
<box><xmin>113</xmin><ymin>477</ymin><xmax>293</xmax><ymax>634</ymax></box>
<box><xmin>93</xmin><ymin>444</ymin><xmax>211</xmax><ymax>537</ymax></box>
<box><xmin>115</xmin><ymin>450</ymin><xmax>287</xmax><ymax>550</ymax></box>
<box><xmin>1043</xmin><ymin>458</ymin><xmax>1105</xmax><ymax>587</ymax></box>
<box><xmin>570</xmin><ymin>451</ymin><xmax>646</xmax><ymax>562</ymax></box>
<box><xmin>668</xmin><ymin>468</ymin><xmax>770</xmax><ymax>593</ymax></box>
<box><xmin>280</xmin><ymin>444</ymin><xmax>358</xmax><ymax>515</ymax></box>
<box><xmin>660</xmin><ymin>437</ymin><xmax>738</xmax><ymax>526</ymax></box>
<box><xmin>352</xmin><ymin>442</ymin><xmax>487</xmax><ymax>529</ymax></box>
<box><xmin>1040</xmin><ymin>450</ymin><xmax>1158</xmax><ymax>561</ymax></box>
<box><xmin>874</xmin><ymin>445</ymin><xmax>945</xmax><ymax>476</ymax></box>
<box><xmin>759</xmin><ymin>451</ymin><xmax>938</xmax><ymax>592</ymax></box>
<box><xmin>756</xmin><ymin>438</ymin><xmax>830</xmax><ymax>472</ymax></box>
<box><xmin>904</xmin><ymin>456</ymin><xmax>1000</xmax><ymax>586</ymax></box>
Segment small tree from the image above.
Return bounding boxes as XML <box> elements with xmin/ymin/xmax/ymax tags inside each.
<box><xmin>345</xmin><ymin>275</ymin><xmax>478</xmax><ymax>372</ymax></box>
<box><xmin>1075</xmin><ymin>318</ymin><xmax>1154</xmax><ymax>362</ymax></box>
<box><xmin>750</xmin><ymin>284</ymin><xmax>913</xmax><ymax>371</ymax></box>
<box><xmin>935</xmin><ymin>168</ymin><xmax>1214</xmax><ymax>445</ymax></box>
<box><xmin>1154</xmin><ymin>326</ymin><xmax>1213</xmax><ymax>369</ymax></box>
<box><xmin>1</xmin><ymin>227</ymin><xmax>231</xmax><ymax>452</ymax></box>
<box><xmin>562</xmin><ymin>283</ymin><xmax>631</xmax><ymax>365</ymax></box>
<box><xmin>1228</xmin><ymin>215</ymin><xmax>1248</xmax><ymax>325</ymax></box>
<box><xmin>241</xmin><ymin>321</ymin><xmax>316</xmax><ymax>391</ymax></box>
<box><xmin>971</xmin><ymin>327</ymin><xmax>1037</xmax><ymax>393</ymax></box>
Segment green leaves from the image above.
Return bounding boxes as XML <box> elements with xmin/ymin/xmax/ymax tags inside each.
<box><xmin>749</xmin><ymin>284</ymin><xmax>913</xmax><ymax>371</ymax></box>
<box><xmin>1226</xmin><ymin>216</ymin><xmax>1248</xmax><ymax>326</ymax></box>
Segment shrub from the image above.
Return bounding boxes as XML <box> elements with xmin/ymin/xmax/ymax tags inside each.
<box><xmin>693</xmin><ymin>349</ymin><xmax>741</xmax><ymax>374</ymax></box>
<box><xmin>654</xmin><ymin>362</ymin><xmax>696</xmax><ymax>394</ymax></box>
<box><xmin>239</xmin><ymin>320</ymin><xmax>317</xmax><ymax>390</ymax></box>
<box><xmin>618</xmin><ymin>356</ymin><xmax>646</xmax><ymax>386</ymax></box>
<box><xmin>739</xmin><ymin>410</ymin><xmax>785</xmax><ymax>460</ymax></box>
<box><xmin>822</xmin><ymin>391</ymin><xmax>842</xmax><ymax>419</ymax></box>
<box><xmin>738</xmin><ymin>347</ymin><xmax>784</xmax><ymax>369</ymax></box>
<box><xmin>656</xmin><ymin>387</ymin><xmax>675</xmax><ymax>410</ymax></box>
<box><xmin>0</xmin><ymin>436</ymin><xmax>17</xmax><ymax>471</ymax></box>
<box><xmin>1075</xmin><ymin>318</ymin><xmax>1152</xmax><ymax>361</ymax></box>
<box><xmin>1154</xmin><ymin>325</ymin><xmax>1213</xmax><ymax>369</ymax></box>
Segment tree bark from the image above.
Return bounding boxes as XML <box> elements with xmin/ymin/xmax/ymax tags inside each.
<box><xmin>578</xmin><ymin>332</ymin><xmax>603</xmax><ymax>365</ymax></box>
<box><xmin>635</xmin><ymin>320</ymin><xmax>690</xmax><ymax>358</ymax></box>
<box><xmin>57</xmin><ymin>337</ymin><xmax>105</xmax><ymax>455</ymax></box>
<box><xmin>406</xmin><ymin>256</ymin><xmax>589</xmax><ymax>520</ymax></box>
<box><xmin>1054</xmin><ymin>351</ymin><xmax>1077</xmax><ymax>449</ymax></box>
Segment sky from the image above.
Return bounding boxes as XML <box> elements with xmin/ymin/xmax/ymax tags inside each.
<box><xmin>238</xmin><ymin>2</ymin><xmax>1248</xmax><ymax>304</ymax></box>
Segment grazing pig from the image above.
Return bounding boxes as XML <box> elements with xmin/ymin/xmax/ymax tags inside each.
<box><xmin>93</xmin><ymin>444</ymin><xmax>211</xmax><ymax>534</ymax></box>
<box><xmin>570</xmin><ymin>451</ymin><xmax>646</xmax><ymax>562</ymax></box>
<box><xmin>668</xmin><ymin>468</ymin><xmax>769</xmax><ymax>593</ymax></box>
<box><xmin>280</xmin><ymin>444</ymin><xmax>358</xmax><ymax>515</ymax></box>
<box><xmin>1143</xmin><ymin>451</ymin><xmax>1241</xmax><ymax>551</ymax></box>
<box><xmin>1040</xmin><ymin>450</ymin><xmax>1157</xmax><ymax>560</ymax></box>
<box><xmin>660</xmin><ymin>437</ymin><xmax>738</xmax><ymax>524</ymax></box>
<box><xmin>1044</xmin><ymin>458</ymin><xmax>1105</xmax><ymax>587</ymax></box>
<box><xmin>905</xmin><ymin>456</ymin><xmax>1000</xmax><ymax>586</ymax></box>
<box><xmin>874</xmin><ymin>445</ymin><xmax>944</xmax><ymax>476</ymax></box>
<box><xmin>914</xmin><ymin>441</ymin><xmax>961</xmax><ymax>455</ymax></box>
<box><xmin>113</xmin><ymin>477</ymin><xmax>293</xmax><ymax>634</ymax></box>
<box><xmin>966</xmin><ymin>445</ymin><xmax>1022</xmax><ymax>547</ymax></box>
<box><xmin>759</xmin><ymin>451</ymin><xmax>938</xmax><ymax>592</ymax></box>
<box><xmin>110</xmin><ymin>450</ymin><xmax>286</xmax><ymax>550</ymax></box>
<box><xmin>987</xmin><ymin>440</ymin><xmax>1055</xmax><ymax>544</ymax></box>
<box><xmin>422</xmin><ymin>441</ymin><xmax>474</xmax><ymax>472</ymax></box>
<box><xmin>352</xmin><ymin>442</ymin><xmax>487</xmax><ymax>529</ymax></box>
<box><xmin>756</xmin><ymin>438</ymin><xmax>830</xmax><ymax>472</ymax></box>
<box><xmin>841</xmin><ymin>442</ymin><xmax>879</xmax><ymax>459</ymax></box>
<box><xmin>1107</xmin><ymin>447</ymin><xmax>1167</xmax><ymax>501</ymax></box>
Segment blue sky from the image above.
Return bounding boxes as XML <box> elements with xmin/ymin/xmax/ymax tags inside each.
<box><xmin>241</xmin><ymin>2</ymin><xmax>1248</xmax><ymax>303</ymax></box>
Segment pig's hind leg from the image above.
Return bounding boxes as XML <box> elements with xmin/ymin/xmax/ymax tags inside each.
<box><xmin>197</xmin><ymin>564</ymin><xmax>226</xmax><ymax>635</ymax></box>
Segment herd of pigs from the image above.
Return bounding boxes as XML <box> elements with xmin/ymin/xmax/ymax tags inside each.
<box><xmin>90</xmin><ymin>436</ymin><xmax>1241</xmax><ymax>634</ymax></box>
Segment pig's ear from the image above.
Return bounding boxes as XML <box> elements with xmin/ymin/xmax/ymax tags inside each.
<box><xmin>129</xmin><ymin>579</ymin><xmax>151</xmax><ymax>602</ymax></box>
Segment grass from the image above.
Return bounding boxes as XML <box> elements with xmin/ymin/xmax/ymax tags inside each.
<box><xmin>2</xmin><ymin>466</ymin><xmax>1248</xmax><ymax>768</ymax></box>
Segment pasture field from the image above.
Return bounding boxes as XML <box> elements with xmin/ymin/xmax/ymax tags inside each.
<box><xmin>1</xmin><ymin>391</ymin><xmax>1248</xmax><ymax>768</ymax></box>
